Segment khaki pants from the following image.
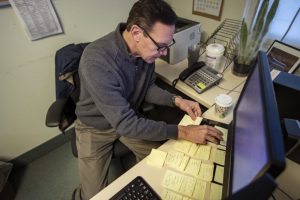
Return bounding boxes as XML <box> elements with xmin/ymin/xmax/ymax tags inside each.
<box><xmin>73</xmin><ymin>119</ymin><xmax>162</xmax><ymax>200</ymax></box>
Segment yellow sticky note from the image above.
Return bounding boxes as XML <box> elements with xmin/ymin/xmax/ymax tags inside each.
<box><xmin>210</xmin><ymin>183</ymin><xmax>223</xmax><ymax>200</ymax></box>
<box><xmin>197</xmin><ymin>82</ymin><xmax>206</xmax><ymax>89</ymax></box>
<box><xmin>179</xmin><ymin>175</ymin><xmax>197</xmax><ymax>196</ymax></box>
<box><xmin>165</xmin><ymin>150</ymin><xmax>185</xmax><ymax>169</ymax></box>
<box><xmin>185</xmin><ymin>158</ymin><xmax>202</xmax><ymax>176</ymax></box>
<box><xmin>192</xmin><ymin>179</ymin><xmax>206</xmax><ymax>200</ymax></box>
<box><xmin>179</xmin><ymin>114</ymin><xmax>202</xmax><ymax>126</ymax></box>
<box><xmin>194</xmin><ymin>145</ymin><xmax>212</xmax><ymax>160</ymax></box>
<box><xmin>214</xmin><ymin>165</ymin><xmax>224</xmax><ymax>184</ymax></box>
<box><xmin>147</xmin><ymin>149</ymin><xmax>167</xmax><ymax>168</ymax></box>
<box><xmin>178</xmin><ymin>155</ymin><xmax>190</xmax><ymax>171</ymax></box>
<box><xmin>198</xmin><ymin>163</ymin><xmax>214</xmax><ymax>181</ymax></box>
<box><xmin>187</xmin><ymin>143</ymin><xmax>199</xmax><ymax>156</ymax></box>
<box><xmin>162</xmin><ymin>170</ymin><xmax>184</xmax><ymax>191</ymax></box>
<box><xmin>162</xmin><ymin>189</ymin><xmax>184</xmax><ymax>200</ymax></box>
<box><xmin>174</xmin><ymin>139</ymin><xmax>193</xmax><ymax>154</ymax></box>
<box><xmin>214</xmin><ymin>149</ymin><xmax>226</xmax><ymax>166</ymax></box>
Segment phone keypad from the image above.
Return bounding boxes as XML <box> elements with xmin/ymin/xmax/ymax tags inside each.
<box><xmin>185</xmin><ymin>66</ymin><xmax>222</xmax><ymax>93</ymax></box>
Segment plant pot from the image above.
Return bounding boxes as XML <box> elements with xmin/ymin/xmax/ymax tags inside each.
<box><xmin>232</xmin><ymin>58</ymin><xmax>253</xmax><ymax>77</ymax></box>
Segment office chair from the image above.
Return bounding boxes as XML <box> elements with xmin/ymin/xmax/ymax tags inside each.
<box><xmin>45</xmin><ymin>43</ymin><xmax>136</xmax><ymax>173</ymax></box>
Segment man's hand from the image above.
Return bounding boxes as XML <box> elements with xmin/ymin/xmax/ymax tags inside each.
<box><xmin>178</xmin><ymin>125</ymin><xmax>223</xmax><ymax>144</ymax></box>
<box><xmin>175</xmin><ymin>97</ymin><xmax>202</xmax><ymax>120</ymax></box>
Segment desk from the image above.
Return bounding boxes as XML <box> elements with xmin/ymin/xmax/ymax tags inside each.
<box><xmin>92</xmin><ymin>60</ymin><xmax>300</xmax><ymax>199</ymax></box>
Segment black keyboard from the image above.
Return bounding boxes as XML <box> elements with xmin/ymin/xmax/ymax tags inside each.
<box><xmin>109</xmin><ymin>176</ymin><xmax>161</xmax><ymax>200</ymax></box>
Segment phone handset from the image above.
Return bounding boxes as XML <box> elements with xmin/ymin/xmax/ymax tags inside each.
<box><xmin>172</xmin><ymin>61</ymin><xmax>205</xmax><ymax>87</ymax></box>
<box><xmin>179</xmin><ymin>61</ymin><xmax>206</xmax><ymax>81</ymax></box>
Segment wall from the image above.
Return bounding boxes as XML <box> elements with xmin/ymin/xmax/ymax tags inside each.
<box><xmin>0</xmin><ymin>0</ymin><xmax>136</xmax><ymax>160</ymax></box>
<box><xmin>166</xmin><ymin>0</ymin><xmax>246</xmax><ymax>41</ymax></box>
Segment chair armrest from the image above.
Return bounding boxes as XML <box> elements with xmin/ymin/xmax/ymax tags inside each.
<box><xmin>45</xmin><ymin>98</ymin><xmax>68</xmax><ymax>127</ymax></box>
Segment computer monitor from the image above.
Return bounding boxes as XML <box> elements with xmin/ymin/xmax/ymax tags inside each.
<box><xmin>223</xmin><ymin>51</ymin><xmax>286</xmax><ymax>198</ymax></box>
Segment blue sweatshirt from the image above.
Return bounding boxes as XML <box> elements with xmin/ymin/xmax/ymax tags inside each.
<box><xmin>75</xmin><ymin>23</ymin><xmax>178</xmax><ymax>141</ymax></box>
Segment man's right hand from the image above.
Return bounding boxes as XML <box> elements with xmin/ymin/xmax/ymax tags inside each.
<box><xmin>177</xmin><ymin>125</ymin><xmax>223</xmax><ymax>144</ymax></box>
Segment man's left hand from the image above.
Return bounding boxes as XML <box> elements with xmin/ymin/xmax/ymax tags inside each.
<box><xmin>174</xmin><ymin>97</ymin><xmax>202</xmax><ymax>120</ymax></box>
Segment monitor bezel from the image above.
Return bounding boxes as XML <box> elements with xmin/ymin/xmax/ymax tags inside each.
<box><xmin>227</xmin><ymin>51</ymin><xmax>286</xmax><ymax>196</ymax></box>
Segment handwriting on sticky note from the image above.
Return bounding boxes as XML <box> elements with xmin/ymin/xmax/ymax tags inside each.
<box><xmin>198</xmin><ymin>163</ymin><xmax>214</xmax><ymax>181</ymax></box>
<box><xmin>162</xmin><ymin>170</ymin><xmax>184</xmax><ymax>191</ymax></box>
<box><xmin>192</xmin><ymin>179</ymin><xmax>206</xmax><ymax>200</ymax></box>
<box><xmin>187</xmin><ymin>143</ymin><xmax>199</xmax><ymax>156</ymax></box>
<box><xmin>179</xmin><ymin>114</ymin><xmax>202</xmax><ymax>126</ymax></box>
<box><xmin>165</xmin><ymin>150</ymin><xmax>185</xmax><ymax>169</ymax></box>
<box><xmin>162</xmin><ymin>189</ymin><xmax>185</xmax><ymax>200</ymax></box>
<box><xmin>178</xmin><ymin>155</ymin><xmax>190</xmax><ymax>171</ymax></box>
<box><xmin>210</xmin><ymin>183</ymin><xmax>223</xmax><ymax>200</ymax></box>
<box><xmin>185</xmin><ymin>158</ymin><xmax>202</xmax><ymax>176</ymax></box>
<box><xmin>194</xmin><ymin>145</ymin><xmax>212</xmax><ymax>160</ymax></box>
<box><xmin>147</xmin><ymin>149</ymin><xmax>167</xmax><ymax>168</ymax></box>
<box><xmin>214</xmin><ymin>149</ymin><xmax>226</xmax><ymax>166</ymax></box>
<box><xmin>179</xmin><ymin>175</ymin><xmax>196</xmax><ymax>196</ymax></box>
<box><xmin>214</xmin><ymin>165</ymin><xmax>224</xmax><ymax>184</ymax></box>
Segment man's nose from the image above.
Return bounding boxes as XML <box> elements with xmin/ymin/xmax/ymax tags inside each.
<box><xmin>159</xmin><ymin>49</ymin><xmax>168</xmax><ymax>56</ymax></box>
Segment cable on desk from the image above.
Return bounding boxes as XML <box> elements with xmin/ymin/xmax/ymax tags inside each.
<box><xmin>216</xmin><ymin>79</ymin><xmax>246</xmax><ymax>94</ymax></box>
<box><xmin>172</xmin><ymin>78</ymin><xmax>179</xmax><ymax>88</ymax></box>
<box><xmin>276</xmin><ymin>186</ymin><xmax>294</xmax><ymax>200</ymax></box>
<box><xmin>216</xmin><ymin>85</ymin><xmax>241</xmax><ymax>93</ymax></box>
<box><xmin>271</xmin><ymin>194</ymin><xmax>277</xmax><ymax>200</ymax></box>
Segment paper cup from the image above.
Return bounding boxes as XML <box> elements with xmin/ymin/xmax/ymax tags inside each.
<box><xmin>215</xmin><ymin>94</ymin><xmax>233</xmax><ymax>118</ymax></box>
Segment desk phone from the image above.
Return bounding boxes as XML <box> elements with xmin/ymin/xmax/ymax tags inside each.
<box><xmin>179</xmin><ymin>62</ymin><xmax>223</xmax><ymax>94</ymax></box>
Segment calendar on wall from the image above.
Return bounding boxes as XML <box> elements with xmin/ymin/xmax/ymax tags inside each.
<box><xmin>193</xmin><ymin>0</ymin><xmax>224</xmax><ymax>21</ymax></box>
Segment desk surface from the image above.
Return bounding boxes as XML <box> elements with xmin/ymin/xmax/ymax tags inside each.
<box><xmin>92</xmin><ymin>60</ymin><xmax>298</xmax><ymax>200</ymax></box>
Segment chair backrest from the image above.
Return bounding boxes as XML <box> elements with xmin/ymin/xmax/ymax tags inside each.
<box><xmin>54</xmin><ymin>43</ymin><xmax>89</xmax><ymax>132</ymax></box>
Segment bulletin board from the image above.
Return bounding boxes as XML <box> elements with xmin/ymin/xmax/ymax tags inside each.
<box><xmin>193</xmin><ymin>0</ymin><xmax>224</xmax><ymax>21</ymax></box>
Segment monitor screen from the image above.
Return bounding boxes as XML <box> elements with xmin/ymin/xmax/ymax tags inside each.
<box><xmin>230</xmin><ymin>51</ymin><xmax>285</xmax><ymax>193</ymax></box>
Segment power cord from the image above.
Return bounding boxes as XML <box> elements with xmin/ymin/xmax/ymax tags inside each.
<box><xmin>216</xmin><ymin>79</ymin><xmax>246</xmax><ymax>94</ymax></box>
<box><xmin>275</xmin><ymin>186</ymin><xmax>294</xmax><ymax>200</ymax></box>
<box><xmin>172</xmin><ymin>78</ymin><xmax>179</xmax><ymax>88</ymax></box>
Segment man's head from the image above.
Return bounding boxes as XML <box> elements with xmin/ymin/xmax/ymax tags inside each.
<box><xmin>125</xmin><ymin>0</ymin><xmax>177</xmax><ymax>63</ymax></box>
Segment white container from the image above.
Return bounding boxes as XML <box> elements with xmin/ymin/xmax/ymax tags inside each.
<box><xmin>206</xmin><ymin>43</ymin><xmax>225</xmax><ymax>72</ymax></box>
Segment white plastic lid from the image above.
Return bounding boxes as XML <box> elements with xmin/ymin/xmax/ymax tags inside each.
<box><xmin>206</xmin><ymin>43</ymin><xmax>225</xmax><ymax>56</ymax></box>
<box><xmin>215</xmin><ymin>94</ymin><xmax>233</xmax><ymax>107</ymax></box>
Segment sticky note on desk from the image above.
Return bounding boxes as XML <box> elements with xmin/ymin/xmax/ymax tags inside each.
<box><xmin>184</xmin><ymin>158</ymin><xmax>202</xmax><ymax>176</ymax></box>
<box><xmin>162</xmin><ymin>189</ymin><xmax>185</xmax><ymax>200</ymax></box>
<box><xmin>210</xmin><ymin>183</ymin><xmax>223</xmax><ymax>200</ymax></box>
<box><xmin>179</xmin><ymin>114</ymin><xmax>202</xmax><ymax>126</ymax></box>
<box><xmin>194</xmin><ymin>144</ymin><xmax>212</xmax><ymax>160</ymax></box>
<box><xmin>174</xmin><ymin>139</ymin><xmax>193</xmax><ymax>154</ymax></box>
<box><xmin>214</xmin><ymin>165</ymin><xmax>224</xmax><ymax>184</ymax></box>
<box><xmin>198</xmin><ymin>163</ymin><xmax>214</xmax><ymax>181</ymax></box>
<box><xmin>192</xmin><ymin>179</ymin><xmax>207</xmax><ymax>200</ymax></box>
<box><xmin>165</xmin><ymin>150</ymin><xmax>185</xmax><ymax>169</ymax></box>
<box><xmin>179</xmin><ymin>175</ymin><xmax>197</xmax><ymax>196</ymax></box>
<box><xmin>147</xmin><ymin>149</ymin><xmax>167</xmax><ymax>168</ymax></box>
<box><xmin>162</xmin><ymin>170</ymin><xmax>184</xmax><ymax>191</ymax></box>
<box><xmin>214</xmin><ymin>149</ymin><xmax>226</xmax><ymax>166</ymax></box>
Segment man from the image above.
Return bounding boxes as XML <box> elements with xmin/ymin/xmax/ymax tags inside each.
<box><xmin>74</xmin><ymin>0</ymin><xmax>223</xmax><ymax>199</ymax></box>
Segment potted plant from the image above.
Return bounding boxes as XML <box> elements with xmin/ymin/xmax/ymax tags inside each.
<box><xmin>232</xmin><ymin>0</ymin><xmax>280</xmax><ymax>76</ymax></box>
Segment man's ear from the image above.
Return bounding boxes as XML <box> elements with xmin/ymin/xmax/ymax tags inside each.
<box><xmin>131</xmin><ymin>25</ymin><xmax>142</xmax><ymax>42</ymax></box>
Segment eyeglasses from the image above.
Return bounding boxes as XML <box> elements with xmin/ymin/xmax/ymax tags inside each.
<box><xmin>137</xmin><ymin>25</ymin><xmax>176</xmax><ymax>52</ymax></box>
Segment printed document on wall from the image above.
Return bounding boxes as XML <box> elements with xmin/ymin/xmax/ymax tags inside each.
<box><xmin>9</xmin><ymin>0</ymin><xmax>63</xmax><ymax>40</ymax></box>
